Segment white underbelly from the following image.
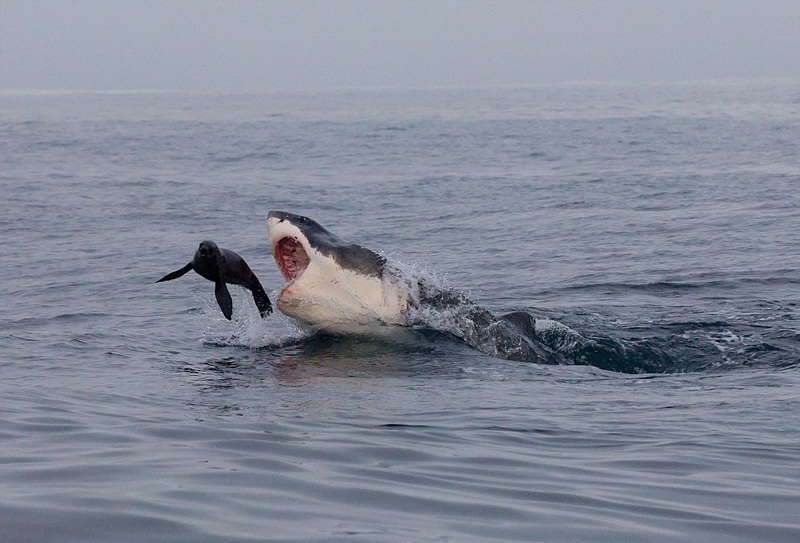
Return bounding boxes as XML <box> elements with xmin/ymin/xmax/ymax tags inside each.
<box><xmin>276</xmin><ymin>261</ymin><xmax>406</xmax><ymax>333</ymax></box>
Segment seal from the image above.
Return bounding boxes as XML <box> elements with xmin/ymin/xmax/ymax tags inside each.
<box><xmin>157</xmin><ymin>240</ymin><xmax>272</xmax><ymax>320</ymax></box>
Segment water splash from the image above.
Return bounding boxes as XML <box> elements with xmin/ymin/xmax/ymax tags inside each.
<box><xmin>197</xmin><ymin>287</ymin><xmax>310</xmax><ymax>349</ymax></box>
<box><xmin>385</xmin><ymin>259</ymin><xmax>565</xmax><ymax>364</ymax></box>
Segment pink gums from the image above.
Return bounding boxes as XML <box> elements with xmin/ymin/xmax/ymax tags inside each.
<box><xmin>275</xmin><ymin>237</ymin><xmax>310</xmax><ymax>282</ymax></box>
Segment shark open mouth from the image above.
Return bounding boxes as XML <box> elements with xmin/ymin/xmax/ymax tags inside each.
<box><xmin>274</xmin><ymin>237</ymin><xmax>310</xmax><ymax>282</ymax></box>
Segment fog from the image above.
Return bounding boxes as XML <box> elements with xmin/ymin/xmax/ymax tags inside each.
<box><xmin>1</xmin><ymin>0</ymin><xmax>798</xmax><ymax>91</ymax></box>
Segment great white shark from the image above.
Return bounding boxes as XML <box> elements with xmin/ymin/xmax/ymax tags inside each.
<box><xmin>266</xmin><ymin>210</ymin><xmax>567</xmax><ymax>365</ymax></box>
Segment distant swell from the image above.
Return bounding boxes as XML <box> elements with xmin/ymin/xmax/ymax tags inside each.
<box><xmin>540</xmin><ymin>275</ymin><xmax>800</xmax><ymax>295</ymax></box>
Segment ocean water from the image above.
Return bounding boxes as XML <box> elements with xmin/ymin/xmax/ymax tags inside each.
<box><xmin>1</xmin><ymin>82</ymin><xmax>799</xmax><ymax>542</ymax></box>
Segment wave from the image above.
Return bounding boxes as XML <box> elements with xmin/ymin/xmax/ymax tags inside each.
<box><xmin>540</xmin><ymin>274</ymin><xmax>800</xmax><ymax>296</ymax></box>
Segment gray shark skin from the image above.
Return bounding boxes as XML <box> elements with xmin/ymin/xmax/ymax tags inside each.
<box><xmin>266</xmin><ymin>211</ymin><xmax>565</xmax><ymax>365</ymax></box>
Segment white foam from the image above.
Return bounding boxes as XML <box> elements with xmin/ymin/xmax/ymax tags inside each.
<box><xmin>382</xmin><ymin>258</ymin><xmax>523</xmax><ymax>358</ymax></box>
<box><xmin>197</xmin><ymin>288</ymin><xmax>311</xmax><ymax>349</ymax></box>
<box><xmin>534</xmin><ymin>318</ymin><xmax>588</xmax><ymax>353</ymax></box>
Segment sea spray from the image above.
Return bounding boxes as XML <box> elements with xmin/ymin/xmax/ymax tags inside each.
<box><xmin>199</xmin><ymin>287</ymin><xmax>310</xmax><ymax>349</ymax></box>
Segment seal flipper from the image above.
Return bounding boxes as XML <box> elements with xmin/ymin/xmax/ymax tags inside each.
<box><xmin>156</xmin><ymin>263</ymin><xmax>193</xmax><ymax>283</ymax></box>
<box><xmin>250</xmin><ymin>283</ymin><xmax>272</xmax><ymax>317</ymax></box>
<box><xmin>215</xmin><ymin>281</ymin><xmax>233</xmax><ymax>320</ymax></box>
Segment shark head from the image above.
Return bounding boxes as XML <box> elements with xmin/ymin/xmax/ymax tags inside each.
<box><xmin>266</xmin><ymin>211</ymin><xmax>407</xmax><ymax>331</ymax></box>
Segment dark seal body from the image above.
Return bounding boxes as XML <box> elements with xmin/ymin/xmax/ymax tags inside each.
<box><xmin>157</xmin><ymin>241</ymin><xmax>272</xmax><ymax>320</ymax></box>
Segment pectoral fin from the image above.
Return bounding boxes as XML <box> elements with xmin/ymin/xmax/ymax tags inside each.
<box><xmin>215</xmin><ymin>281</ymin><xmax>233</xmax><ymax>320</ymax></box>
<box><xmin>156</xmin><ymin>263</ymin><xmax>193</xmax><ymax>283</ymax></box>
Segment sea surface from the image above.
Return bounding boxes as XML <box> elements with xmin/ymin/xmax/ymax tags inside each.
<box><xmin>1</xmin><ymin>82</ymin><xmax>799</xmax><ymax>542</ymax></box>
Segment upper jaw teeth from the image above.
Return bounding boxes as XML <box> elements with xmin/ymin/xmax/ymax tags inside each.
<box><xmin>275</xmin><ymin>237</ymin><xmax>307</xmax><ymax>282</ymax></box>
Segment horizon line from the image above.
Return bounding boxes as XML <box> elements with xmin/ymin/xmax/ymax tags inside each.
<box><xmin>2</xmin><ymin>77</ymin><xmax>799</xmax><ymax>96</ymax></box>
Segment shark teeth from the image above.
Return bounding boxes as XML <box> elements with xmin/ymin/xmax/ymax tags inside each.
<box><xmin>275</xmin><ymin>236</ymin><xmax>310</xmax><ymax>282</ymax></box>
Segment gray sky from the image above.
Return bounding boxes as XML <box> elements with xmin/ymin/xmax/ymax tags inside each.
<box><xmin>1</xmin><ymin>0</ymin><xmax>799</xmax><ymax>91</ymax></box>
